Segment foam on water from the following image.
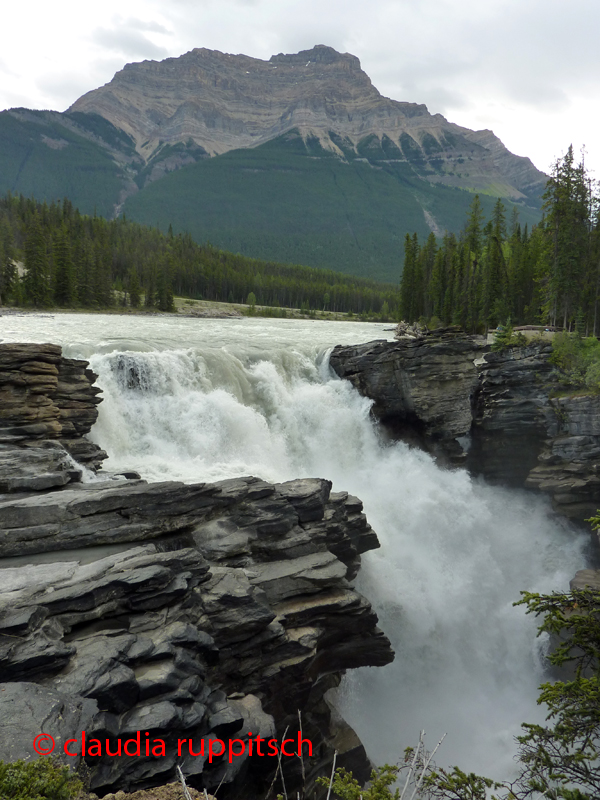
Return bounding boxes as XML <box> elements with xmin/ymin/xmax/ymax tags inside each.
<box><xmin>0</xmin><ymin>314</ymin><xmax>587</xmax><ymax>779</ymax></box>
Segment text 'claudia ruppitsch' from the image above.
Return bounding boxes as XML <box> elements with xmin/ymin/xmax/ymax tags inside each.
<box><xmin>33</xmin><ymin>731</ymin><xmax>314</xmax><ymax>764</ymax></box>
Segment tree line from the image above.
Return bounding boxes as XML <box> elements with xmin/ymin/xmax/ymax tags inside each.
<box><xmin>400</xmin><ymin>145</ymin><xmax>600</xmax><ymax>334</ymax></box>
<box><xmin>0</xmin><ymin>193</ymin><xmax>401</xmax><ymax>315</ymax></box>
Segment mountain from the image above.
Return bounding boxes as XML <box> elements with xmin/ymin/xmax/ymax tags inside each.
<box><xmin>70</xmin><ymin>44</ymin><xmax>544</xmax><ymax>200</ymax></box>
<box><xmin>0</xmin><ymin>45</ymin><xmax>547</xmax><ymax>281</ymax></box>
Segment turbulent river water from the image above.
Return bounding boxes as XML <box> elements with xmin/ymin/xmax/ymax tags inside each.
<box><xmin>1</xmin><ymin>313</ymin><xmax>587</xmax><ymax>780</ymax></box>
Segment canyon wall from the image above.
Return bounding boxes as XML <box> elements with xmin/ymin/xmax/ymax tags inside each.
<box><xmin>330</xmin><ymin>332</ymin><xmax>600</xmax><ymax>525</ymax></box>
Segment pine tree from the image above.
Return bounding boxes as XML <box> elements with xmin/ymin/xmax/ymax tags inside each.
<box><xmin>482</xmin><ymin>199</ymin><xmax>508</xmax><ymax>328</ymax></box>
<box><xmin>128</xmin><ymin>268</ymin><xmax>142</xmax><ymax>308</ymax></box>
<box><xmin>53</xmin><ymin>226</ymin><xmax>77</xmax><ymax>306</ymax></box>
<box><xmin>0</xmin><ymin>218</ymin><xmax>16</xmax><ymax>306</ymax></box>
<box><xmin>23</xmin><ymin>215</ymin><xmax>51</xmax><ymax>307</ymax></box>
<box><xmin>543</xmin><ymin>145</ymin><xmax>592</xmax><ymax>329</ymax></box>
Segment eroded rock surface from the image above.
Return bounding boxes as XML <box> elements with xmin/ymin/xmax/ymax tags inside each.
<box><xmin>331</xmin><ymin>334</ymin><xmax>600</xmax><ymax>525</ymax></box>
<box><xmin>0</xmin><ymin>474</ymin><xmax>392</xmax><ymax>795</ymax></box>
<box><xmin>0</xmin><ymin>343</ymin><xmax>107</xmax><ymax>489</ymax></box>
<box><xmin>329</xmin><ymin>328</ymin><xmax>486</xmax><ymax>454</ymax></box>
<box><xmin>0</xmin><ymin>342</ymin><xmax>393</xmax><ymax>796</ymax></box>
<box><xmin>468</xmin><ymin>342</ymin><xmax>555</xmax><ymax>485</ymax></box>
<box><xmin>0</xmin><ymin>343</ymin><xmax>392</xmax><ymax>797</ymax></box>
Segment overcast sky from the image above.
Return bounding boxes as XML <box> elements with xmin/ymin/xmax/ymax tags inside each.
<box><xmin>2</xmin><ymin>0</ymin><xmax>599</xmax><ymax>177</ymax></box>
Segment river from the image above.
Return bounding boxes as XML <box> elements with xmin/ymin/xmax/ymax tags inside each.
<box><xmin>0</xmin><ymin>313</ymin><xmax>587</xmax><ymax>780</ymax></box>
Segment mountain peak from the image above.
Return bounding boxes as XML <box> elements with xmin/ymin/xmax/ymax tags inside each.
<box><xmin>68</xmin><ymin>45</ymin><xmax>545</xmax><ymax>199</ymax></box>
<box><xmin>269</xmin><ymin>44</ymin><xmax>361</xmax><ymax>68</ymax></box>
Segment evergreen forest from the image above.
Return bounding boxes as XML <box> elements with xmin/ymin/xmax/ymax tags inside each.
<box><xmin>0</xmin><ymin>193</ymin><xmax>401</xmax><ymax>316</ymax></box>
<box><xmin>400</xmin><ymin>146</ymin><xmax>600</xmax><ymax>334</ymax></box>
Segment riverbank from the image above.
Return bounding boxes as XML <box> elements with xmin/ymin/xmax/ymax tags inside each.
<box><xmin>0</xmin><ymin>296</ymin><xmax>396</xmax><ymax>323</ymax></box>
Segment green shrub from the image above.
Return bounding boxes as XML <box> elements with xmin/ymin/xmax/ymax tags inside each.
<box><xmin>550</xmin><ymin>331</ymin><xmax>600</xmax><ymax>390</ymax></box>
<box><xmin>317</xmin><ymin>764</ymin><xmax>400</xmax><ymax>800</ymax></box>
<box><xmin>491</xmin><ymin>318</ymin><xmax>527</xmax><ymax>351</ymax></box>
<box><xmin>0</xmin><ymin>757</ymin><xmax>82</xmax><ymax>800</ymax></box>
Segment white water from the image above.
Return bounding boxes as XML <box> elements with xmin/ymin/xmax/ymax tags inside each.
<box><xmin>0</xmin><ymin>314</ymin><xmax>587</xmax><ymax>780</ymax></box>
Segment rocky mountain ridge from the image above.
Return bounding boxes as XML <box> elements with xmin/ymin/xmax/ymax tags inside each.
<box><xmin>0</xmin><ymin>45</ymin><xmax>546</xmax><ymax>279</ymax></box>
<box><xmin>69</xmin><ymin>45</ymin><xmax>545</xmax><ymax>201</ymax></box>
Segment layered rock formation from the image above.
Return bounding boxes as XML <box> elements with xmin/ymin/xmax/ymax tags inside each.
<box><xmin>69</xmin><ymin>45</ymin><xmax>545</xmax><ymax>200</ymax></box>
<box><xmin>330</xmin><ymin>333</ymin><xmax>600</xmax><ymax>525</ymax></box>
<box><xmin>0</xmin><ymin>343</ymin><xmax>107</xmax><ymax>492</ymax></box>
<box><xmin>468</xmin><ymin>342</ymin><xmax>556</xmax><ymax>486</ymax></box>
<box><xmin>0</xmin><ymin>343</ymin><xmax>393</xmax><ymax>797</ymax></box>
<box><xmin>329</xmin><ymin>328</ymin><xmax>486</xmax><ymax>460</ymax></box>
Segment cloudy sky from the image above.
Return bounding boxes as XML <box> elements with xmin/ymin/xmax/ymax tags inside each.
<box><xmin>2</xmin><ymin>0</ymin><xmax>599</xmax><ymax>176</ymax></box>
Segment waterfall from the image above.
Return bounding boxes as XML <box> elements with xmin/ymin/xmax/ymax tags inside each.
<box><xmin>0</xmin><ymin>314</ymin><xmax>586</xmax><ymax>782</ymax></box>
<box><xmin>87</xmin><ymin>343</ymin><xmax>586</xmax><ymax>781</ymax></box>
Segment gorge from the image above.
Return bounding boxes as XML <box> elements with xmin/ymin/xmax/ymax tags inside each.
<box><xmin>0</xmin><ymin>314</ymin><xmax>592</xmax><ymax>795</ymax></box>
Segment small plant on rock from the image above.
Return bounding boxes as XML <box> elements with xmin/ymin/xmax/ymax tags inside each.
<box><xmin>0</xmin><ymin>757</ymin><xmax>82</xmax><ymax>800</ymax></box>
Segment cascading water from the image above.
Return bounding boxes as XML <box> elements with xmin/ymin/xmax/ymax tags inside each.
<box><xmin>0</xmin><ymin>314</ymin><xmax>587</xmax><ymax>781</ymax></box>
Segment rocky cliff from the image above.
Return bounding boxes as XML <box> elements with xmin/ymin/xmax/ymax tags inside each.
<box><xmin>0</xmin><ymin>344</ymin><xmax>393</xmax><ymax>797</ymax></box>
<box><xmin>0</xmin><ymin>343</ymin><xmax>108</xmax><ymax>491</ymax></box>
<box><xmin>329</xmin><ymin>328</ymin><xmax>486</xmax><ymax>460</ymax></box>
<box><xmin>330</xmin><ymin>333</ymin><xmax>600</xmax><ymax>526</ymax></box>
<box><xmin>69</xmin><ymin>45</ymin><xmax>545</xmax><ymax>201</ymax></box>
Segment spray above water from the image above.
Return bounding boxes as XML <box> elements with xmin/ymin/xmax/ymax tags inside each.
<box><xmin>86</xmin><ymin>342</ymin><xmax>586</xmax><ymax>781</ymax></box>
<box><xmin>1</xmin><ymin>315</ymin><xmax>585</xmax><ymax>783</ymax></box>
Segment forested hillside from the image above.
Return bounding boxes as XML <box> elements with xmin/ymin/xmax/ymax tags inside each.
<box><xmin>0</xmin><ymin>193</ymin><xmax>401</xmax><ymax>315</ymax></box>
<box><xmin>123</xmin><ymin>129</ymin><xmax>542</xmax><ymax>283</ymax></box>
<box><xmin>400</xmin><ymin>146</ymin><xmax>600</xmax><ymax>334</ymax></box>
<box><xmin>0</xmin><ymin>109</ymin><xmax>138</xmax><ymax>218</ymax></box>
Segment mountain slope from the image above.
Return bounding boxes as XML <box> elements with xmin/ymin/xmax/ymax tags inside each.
<box><xmin>123</xmin><ymin>129</ymin><xmax>542</xmax><ymax>282</ymax></box>
<box><xmin>0</xmin><ymin>109</ymin><xmax>140</xmax><ymax>217</ymax></box>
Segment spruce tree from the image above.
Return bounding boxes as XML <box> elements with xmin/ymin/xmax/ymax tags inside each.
<box><xmin>23</xmin><ymin>215</ymin><xmax>51</xmax><ymax>307</ymax></box>
<box><xmin>543</xmin><ymin>145</ymin><xmax>592</xmax><ymax>329</ymax></box>
<box><xmin>128</xmin><ymin>268</ymin><xmax>142</xmax><ymax>307</ymax></box>
<box><xmin>0</xmin><ymin>218</ymin><xmax>15</xmax><ymax>306</ymax></box>
<box><xmin>53</xmin><ymin>227</ymin><xmax>77</xmax><ymax>306</ymax></box>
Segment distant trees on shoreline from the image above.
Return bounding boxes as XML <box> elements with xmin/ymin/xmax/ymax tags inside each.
<box><xmin>0</xmin><ymin>194</ymin><xmax>400</xmax><ymax>317</ymax></box>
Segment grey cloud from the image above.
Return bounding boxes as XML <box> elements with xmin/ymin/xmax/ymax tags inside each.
<box><xmin>36</xmin><ymin>73</ymin><xmax>101</xmax><ymax>111</ymax></box>
<box><xmin>35</xmin><ymin>56</ymin><xmax>128</xmax><ymax>110</ymax></box>
<box><xmin>91</xmin><ymin>27</ymin><xmax>169</xmax><ymax>59</ymax></box>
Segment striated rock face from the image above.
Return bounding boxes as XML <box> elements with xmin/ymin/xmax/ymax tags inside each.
<box><xmin>0</xmin><ymin>475</ymin><xmax>392</xmax><ymax>796</ymax></box>
<box><xmin>468</xmin><ymin>342</ymin><xmax>556</xmax><ymax>485</ymax></box>
<box><xmin>0</xmin><ymin>343</ymin><xmax>393</xmax><ymax>797</ymax></box>
<box><xmin>331</xmin><ymin>335</ymin><xmax>600</xmax><ymax>525</ymax></box>
<box><xmin>0</xmin><ymin>343</ymin><xmax>107</xmax><ymax>488</ymax></box>
<box><xmin>69</xmin><ymin>45</ymin><xmax>545</xmax><ymax>200</ymax></box>
<box><xmin>472</xmin><ymin>345</ymin><xmax>600</xmax><ymax>522</ymax></box>
<box><xmin>329</xmin><ymin>329</ymin><xmax>486</xmax><ymax>457</ymax></box>
<box><xmin>525</xmin><ymin>394</ymin><xmax>600</xmax><ymax>522</ymax></box>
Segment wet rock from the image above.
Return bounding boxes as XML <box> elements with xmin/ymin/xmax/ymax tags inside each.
<box><xmin>330</xmin><ymin>329</ymin><xmax>486</xmax><ymax>448</ymax></box>
<box><xmin>331</xmin><ymin>335</ymin><xmax>600</xmax><ymax>525</ymax></box>
<box><xmin>0</xmin><ymin>471</ymin><xmax>392</xmax><ymax>796</ymax></box>
<box><xmin>0</xmin><ymin>343</ymin><xmax>106</xmax><ymax>483</ymax></box>
<box><xmin>0</xmin><ymin>344</ymin><xmax>393</xmax><ymax>797</ymax></box>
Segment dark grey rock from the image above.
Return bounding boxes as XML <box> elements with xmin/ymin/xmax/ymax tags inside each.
<box><xmin>0</xmin><ymin>682</ymin><xmax>97</xmax><ymax>765</ymax></box>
